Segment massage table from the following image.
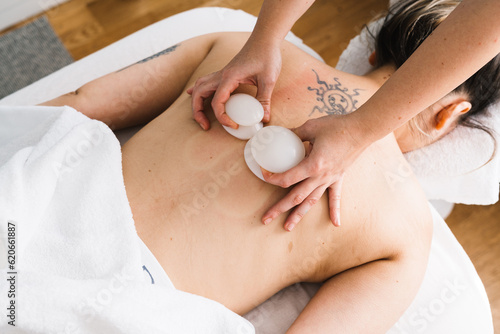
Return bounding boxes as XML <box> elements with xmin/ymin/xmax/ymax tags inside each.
<box><xmin>0</xmin><ymin>7</ymin><xmax>494</xmax><ymax>333</ymax></box>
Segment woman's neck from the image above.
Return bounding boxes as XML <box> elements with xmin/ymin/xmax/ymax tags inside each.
<box><xmin>360</xmin><ymin>64</ymin><xmax>424</xmax><ymax>153</ymax></box>
<box><xmin>363</xmin><ymin>64</ymin><xmax>397</xmax><ymax>88</ymax></box>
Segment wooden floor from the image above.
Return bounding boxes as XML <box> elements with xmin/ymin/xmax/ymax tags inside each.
<box><xmin>447</xmin><ymin>201</ymin><xmax>500</xmax><ymax>332</ymax></box>
<box><xmin>2</xmin><ymin>0</ymin><xmax>499</xmax><ymax>331</ymax></box>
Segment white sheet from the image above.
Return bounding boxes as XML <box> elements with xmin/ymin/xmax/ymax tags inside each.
<box><xmin>0</xmin><ymin>7</ymin><xmax>493</xmax><ymax>333</ymax></box>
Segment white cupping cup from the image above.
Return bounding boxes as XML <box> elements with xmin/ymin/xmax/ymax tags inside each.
<box><xmin>250</xmin><ymin>126</ymin><xmax>305</xmax><ymax>174</ymax></box>
<box><xmin>221</xmin><ymin>94</ymin><xmax>305</xmax><ymax>181</ymax></box>
<box><xmin>222</xmin><ymin>93</ymin><xmax>264</xmax><ymax>140</ymax></box>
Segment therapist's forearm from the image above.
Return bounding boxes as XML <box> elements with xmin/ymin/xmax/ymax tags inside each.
<box><xmin>353</xmin><ymin>0</ymin><xmax>500</xmax><ymax>144</ymax></box>
<box><xmin>249</xmin><ymin>0</ymin><xmax>315</xmax><ymax>46</ymax></box>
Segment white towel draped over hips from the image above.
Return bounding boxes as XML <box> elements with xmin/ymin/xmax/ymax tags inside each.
<box><xmin>0</xmin><ymin>105</ymin><xmax>254</xmax><ymax>334</ymax></box>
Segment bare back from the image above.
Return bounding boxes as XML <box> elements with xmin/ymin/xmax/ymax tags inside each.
<box><xmin>119</xmin><ymin>33</ymin><xmax>432</xmax><ymax>315</ymax></box>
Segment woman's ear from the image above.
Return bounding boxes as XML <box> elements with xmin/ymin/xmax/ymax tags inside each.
<box><xmin>369</xmin><ymin>51</ymin><xmax>377</xmax><ymax>66</ymax></box>
<box><xmin>435</xmin><ymin>101</ymin><xmax>472</xmax><ymax>131</ymax></box>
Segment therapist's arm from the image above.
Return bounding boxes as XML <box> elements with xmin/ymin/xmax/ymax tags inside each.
<box><xmin>189</xmin><ymin>0</ymin><xmax>315</xmax><ymax>129</ymax></box>
<box><xmin>263</xmin><ymin>0</ymin><xmax>500</xmax><ymax>229</ymax></box>
<box><xmin>249</xmin><ymin>0</ymin><xmax>315</xmax><ymax>45</ymax></box>
<box><xmin>352</xmin><ymin>0</ymin><xmax>500</xmax><ymax>144</ymax></box>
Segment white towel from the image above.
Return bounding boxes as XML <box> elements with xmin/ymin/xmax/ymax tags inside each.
<box><xmin>337</xmin><ymin>20</ymin><xmax>500</xmax><ymax>205</ymax></box>
<box><xmin>0</xmin><ymin>105</ymin><xmax>254</xmax><ymax>334</ymax></box>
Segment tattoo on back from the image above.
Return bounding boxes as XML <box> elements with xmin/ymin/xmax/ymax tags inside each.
<box><xmin>308</xmin><ymin>69</ymin><xmax>362</xmax><ymax>116</ymax></box>
<box><xmin>117</xmin><ymin>43</ymin><xmax>181</xmax><ymax>72</ymax></box>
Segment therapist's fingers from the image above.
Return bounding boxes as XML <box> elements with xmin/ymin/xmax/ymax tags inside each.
<box><xmin>191</xmin><ymin>88</ymin><xmax>212</xmax><ymax>131</ymax></box>
<box><xmin>190</xmin><ymin>74</ymin><xmax>218</xmax><ymax>130</ymax></box>
<box><xmin>283</xmin><ymin>185</ymin><xmax>328</xmax><ymax>231</ymax></box>
<box><xmin>256</xmin><ymin>78</ymin><xmax>275</xmax><ymax>123</ymax></box>
<box><xmin>327</xmin><ymin>174</ymin><xmax>344</xmax><ymax>227</ymax></box>
<box><xmin>262</xmin><ymin>156</ymin><xmax>314</xmax><ymax>188</ymax></box>
<box><xmin>193</xmin><ymin>110</ymin><xmax>210</xmax><ymax>130</ymax></box>
<box><xmin>291</xmin><ymin>118</ymin><xmax>318</xmax><ymax>143</ymax></box>
<box><xmin>188</xmin><ymin>73</ymin><xmax>213</xmax><ymax>96</ymax></box>
<box><xmin>211</xmin><ymin>78</ymin><xmax>241</xmax><ymax>129</ymax></box>
<box><xmin>191</xmin><ymin>89</ymin><xmax>212</xmax><ymax>130</ymax></box>
<box><xmin>262</xmin><ymin>120</ymin><xmax>320</xmax><ymax>186</ymax></box>
<box><xmin>262</xmin><ymin>176</ymin><xmax>320</xmax><ymax>225</ymax></box>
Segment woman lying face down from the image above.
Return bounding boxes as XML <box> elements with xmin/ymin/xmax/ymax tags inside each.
<box><xmin>41</xmin><ymin>0</ymin><xmax>500</xmax><ymax>332</ymax></box>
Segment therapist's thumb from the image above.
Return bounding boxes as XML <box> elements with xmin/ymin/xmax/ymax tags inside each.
<box><xmin>256</xmin><ymin>81</ymin><xmax>274</xmax><ymax>123</ymax></box>
<box><xmin>291</xmin><ymin>119</ymin><xmax>316</xmax><ymax>142</ymax></box>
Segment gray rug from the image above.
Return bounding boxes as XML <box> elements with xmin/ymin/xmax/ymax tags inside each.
<box><xmin>0</xmin><ymin>16</ymin><xmax>73</xmax><ymax>99</ymax></box>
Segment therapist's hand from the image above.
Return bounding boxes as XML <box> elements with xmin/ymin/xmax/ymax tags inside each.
<box><xmin>261</xmin><ymin>114</ymin><xmax>369</xmax><ymax>231</ymax></box>
<box><xmin>187</xmin><ymin>37</ymin><xmax>282</xmax><ymax>130</ymax></box>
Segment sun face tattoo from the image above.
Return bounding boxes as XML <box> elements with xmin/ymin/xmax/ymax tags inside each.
<box><xmin>308</xmin><ymin>69</ymin><xmax>362</xmax><ymax>116</ymax></box>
